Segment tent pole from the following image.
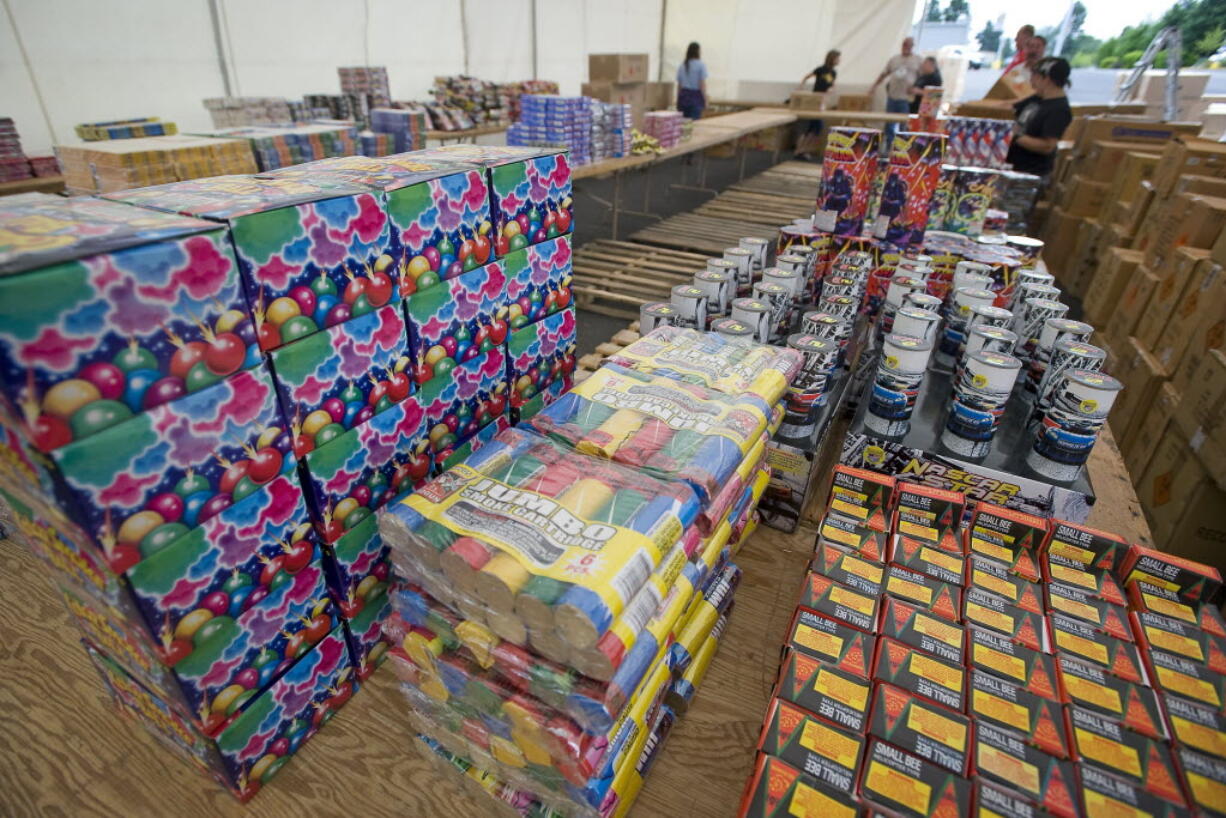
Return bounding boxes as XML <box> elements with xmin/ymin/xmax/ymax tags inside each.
<box><xmin>657</xmin><ymin>0</ymin><xmax>668</xmax><ymax>81</ymax></box>
<box><xmin>460</xmin><ymin>0</ymin><xmax>470</xmax><ymax>75</ymax></box>
<box><xmin>531</xmin><ymin>0</ymin><xmax>539</xmax><ymax>80</ymax></box>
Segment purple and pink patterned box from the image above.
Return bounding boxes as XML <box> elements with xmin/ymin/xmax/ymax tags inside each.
<box><xmin>0</xmin><ymin>194</ymin><xmax>255</xmax><ymax>454</ymax></box>
<box><xmin>418</xmin><ymin>347</ymin><xmax>509</xmax><ymax>466</ymax></box>
<box><xmin>321</xmin><ymin>512</ymin><xmax>392</xmax><ymax>680</ymax></box>
<box><xmin>506</xmin><ymin>307</ymin><xmax>577</xmax><ymax>418</ymax></box>
<box><xmin>501</xmin><ymin>234</ymin><xmax>574</xmax><ymax>326</ymax></box>
<box><xmin>406</xmin><ymin>260</ymin><xmax>508</xmax><ymax>387</ymax></box>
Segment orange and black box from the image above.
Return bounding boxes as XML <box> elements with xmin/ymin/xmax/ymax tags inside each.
<box><xmin>1041</xmin><ymin>519</ymin><xmax>1128</xmax><ymax>573</ymax></box>
<box><xmin>971</xmin><ymin>722</ymin><xmax>1081</xmax><ymax>818</ymax></box>
<box><xmin>1128</xmin><ymin>581</ymin><xmax>1226</xmax><ymax>639</ymax></box>
<box><xmin>1132</xmin><ymin>611</ymin><xmax>1226</xmax><ymax>675</ymax></box>
<box><xmin>738</xmin><ymin>751</ymin><xmax>864</xmax><ymax>818</ymax></box>
<box><xmin>858</xmin><ymin>738</ymin><xmax>971</xmax><ymax>818</ymax></box>
<box><xmin>973</xmin><ymin>780</ymin><xmax>1055</xmax><ymax>818</ymax></box>
<box><xmin>869</xmin><ymin>682</ymin><xmax>970</xmax><ymax>775</ymax></box>
<box><xmin>884</xmin><ymin>565</ymin><xmax>962</xmax><ymax>624</ymax></box>
<box><xmin>786</xmin><ymin>607</ymin><xmax>877</xmax><ymax>680</ymax></box>
<box><xmin>1145</xmin><ymin>648</ymin><xmax>1226</xmax><ymax>716</ymax></box>
<box><xmin>1044</xmin><ymin>582</ymin><xmax>1132</xmax><ymax>641</ymax></box>
<box><xmin>1175</xmin><ymin>745</ymin><xmax>1226</xmax><ymax>817</ymax></box>
<box><xmin>829</xmin><ymin>465</ymin><xmax>896</xmax><ymax>533</ymax></box>
<box><xmin>774</xmin><ymin>648</ymin><xmax>873</xmax><ymax>733</ymax></box>
<box><xmin>818</xmin><ymin>511</ymin><xmax>889</xmax><ymax>563</ymax></box>
<box><xmin>965</xmin><ymin>503</ymin><xmax>1045</xmax><ymax>582</ymax></box>
<box><xmin>1079</xmin><ymin>763</ymin><xmax>1186</xmax><ymax>818</ymax></box>
<box><xmin>1042</xmin><ymin>552</ymin><xmax>1127</xmax><ymax>607</ymax></box>
<box><xmin>879</xmin><ymin>596</ymin><xmax>965</xmax><ymax>665</ymax></box>
<box><xmin>1065</xmin><ymin>705</ymin><xmax>1187</xmax><ymax>808</ymax></box>
<box><xmin>813</xmin><ymin>541</ymin><xmax>885</xmax><ymax>596</ymax></box>
<box><xmin>893</xmin><ymin>483</ymin><xmax>965</xmax><ymax>553</ymax></box>
<box><xmin>967</xmin><ymin>626</ymin><xmax>1059</xmax><ymax>699</ymax></box>
<box><xmin>1159</xmin><ymin>690</ymin><xmax>1226</xmax><ymax>758</ymax></box>
<box><xmin>758</xmin><ymin>696</ymin><xmax>867</xmax><ymax>793</ymax></box>
<box><xmin>798</xmin><ymin>571</ymin><xmax>880</xmax><ymax>633</ymax></box>
<box><xmin>891</xmin><ymin>535</ymin><xmax>967</xmax><ymax>586</ymax></box>
<box><xmin>967</xmin><ymin>667</ymin><xmax>1071</xmax><ymax>758</ymax></box>
<box><xmin>873</xmin><ymin>636</ymin><xmax>965</xmax><ymax>712</ymax></box>
<box><xmin>963</xmin><ymin>586</ymin><xmax>1048</xmax><ymax>652</ymax></box>
<box><xmin>1117</xmin><ymin>544</ymin><xmax>1223</xmax><ymax>607</ymax></box>
<box><xmin>1048</xmin><ymin>612</ymin><xmax>1146</xmax><ymax>684</ymax></box>
<box><xmin>966</xmin><ymin>554</ymin><xmax>1044</xmax><ymax>614</ymax></box>
<box><xmin>1054</xmin><ymin>653</ymin><xmax>1167</xmax><ymax>740</ymax></box>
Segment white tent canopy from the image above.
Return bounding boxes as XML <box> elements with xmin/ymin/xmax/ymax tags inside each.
<box><xmin>2</xmin><ymin>0</ymin><xmax>917</xmax><ymax>154</ymax></box>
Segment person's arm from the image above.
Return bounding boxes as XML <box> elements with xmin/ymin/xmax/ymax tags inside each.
<box><xmin>871</xmin><ymin>60</ymin><xmax>892</xmax><ymax>89</ymax></box>
<box><xmin>699</xmin><ymin>63</ymin><xmax>708</xmax><ymax>98</ymax></box>
<box><xmin>1014</xmin><ymin>104</ymin><xmax>1071</xmax><ymax>154</ymax></box>
<box><xmin>1013</xmin><ymin>133</ymin><xmax>1059</xmax><ymax>154</ymax></box>
<box><xmin>800</xmin><ymin>70</ymin><xmax>816</xmax><ymax>87</ymax></box>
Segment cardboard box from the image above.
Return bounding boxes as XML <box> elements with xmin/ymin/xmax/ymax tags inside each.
<box><xmin>1054</xmin><ymin>652</ymin><xmax>1167</xmax><ymax>740</ymax></box>
<box><xmin>1070</xmin><ymin>118</ymin><xmax>1200</xmax><ymax>156</ymax></box>
<box><xmin>1109</xmin><ymin>337</ymin><xmax>1167</xmax><ymax>442</ymax></box>
<box><xmin>869</xmin><ymin>683</ymin><xmax>970</xmax><ymax>775</ymax></box>
<box><xmin>645</xmin><ymin>81</ymin><xmax>675</xmax><ymax>111</ymax></box>
<box><xmin>1152</xmin><ymin>138</ymin><xmax>1226</xmax><ymax>197</ymax></box>
<box><xmin>877</xmin><ymin>596</ymin><xmax>965</xmax><ymax>665</ymax></box>
<box><xmin>1079</xmin><ymin>141</ymin><xmax>1154</xmax><ymax>184</ymax></box>
<box><xmin>582</xmin><ymin>81</ymin><xmax>648</xmax><ymax>127</ymax></box>
<box><xmin>968</xmin><ymin>667</ymin><xmax>1071</xmax><ymax>759</ymax></box>
<box><xmin>1174</xmin><ymin>348</ymin><xmax>1226</xmax><ymax>489</ymax></box>
<box><xmin>812</xmin><ymin>541</ymin><xmax>885</xmax><ymax>595</ymax></box>
<box><xmin>873</xmin><ymin>636</ymin><xmax>965</xmax><ymax>711</ymax></box>
<box><xmin>1038</xmin><ymin>206</ymin><xmax>1080</xmax><ymax>281</ymax></box>
<box><xmin>773</xmin><ymin>648</ymin><xmax>872</xmax><ymax>732</ymax></box>
<box><xmin>1042</xmin><ymin>519</ymin><xmax>1130</xmax><ymax>572</ymax></box>
<box><xmin>588</xmin><ymin>53</ymin><xmax>649</xmax><ymax>84</ymax></box>
<box><xmin>1119</xmin><ymin>181</ymin><xmax>1155</xmax><ymax>238</ymax></box>
<box><xmin>1136</xmin><ymin>429</ymin><xmax>1218</xmax><ymax>546</ymax></box>
<box><xmin>1174</xmin><ymin>173</ymin><xmax>1226</xmax><ymax>200</ymax></box>
<box><xmin>738</xmin><ymin>752</ymin><xmax>863</xmax><ymax>818</ymax></box>
<box><xmin>1118</xmin><ymin>542</ymin><xmax>1223</xmax><ymax>606</ymax></box>
<box><xmin>1083</xmin><ymin>247</ymin><xmax>1143</xmax><ymax>327</ymax></box>
<box><xmin>1066</xmin><ymin>706</ymin><xmax>1186</xmax><ymax>806</ymax></box>
<box><xmin>1079</xmin><ymin>764</ymin><xmax>1186</xmax><ymax>818</ymax></box>
<box><xmin>788</xmin><ymin>91</ymin><xmax>828</xmax><ymax>112</ymax></box>
<box><xmin>757</xmin><ymin>697</ymin><xmax>866</xmax><ymax>792</ymax></box>
<box><xmin>1175</xmin><ymin>747</ymin><xmax>1226</xmax><ymax>818</ymax></box>
<box><xmin>1124</xmin><ymin>382</ymin><xmax>1180</xmax><ymax>480</ymax></box>
<box><xmin>967</xmin><ymin>555</ymin><xmax>1044</xmax><ymax>613</ymax></box>
<box><xmin>1105</xmin><ymin>150</ymin><xmax>1161</xmax><ymax>205</ymax></box>
<box><xmin>967</xmin><ymin>626</ymin><xmax>1059</xmax><ymax>699</ymax></box>
<box><xmin>1151</xmin><ymin>195</ymin><xmax>1226</xmax><ymax>274</ymax></box>
<box><xmin>1065</xmin><ymin>216</ymin><xmax>1101</xmax><ymax>296</ymax></box>
<box><xmin>859</xmin><ymin>738</ymin><xmax>972</xmax><ymax>818</ymax></box>
<box><xmin>971</xmin><ymin>722</ymin><xmax>1080</xmax><ymax>818</ymax></box>
<box><xmin>1134</xmin><ymin>248</ymin><xmax>1212</xmax><ymax>348</ymax></box>
<box><xmin>1158</xmin><ymin>461</ymin><xmax>1226</xmax><ymax>577</ymax></box>
<box><xmin>1150</xmin><ymin>256</ymin><xmax>1224</xmax><ymax>373</ymax></box>
<box><xmin>1048</xmin><ymin>611</ymin><xmax>1146</xmax><ymax>683</ymax></box>
<box><xmin>1060</xmin><ymin>175</ymin><xmax>1109</xmax><ymax>217</ymax></box>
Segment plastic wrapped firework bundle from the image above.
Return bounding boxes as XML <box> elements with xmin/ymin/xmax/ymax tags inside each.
<box><xmin>941</xmin><ymin>350</ymin><xmax>1023</xmax><ymax>458</ymax></box>
<box><xmin>1022</xmin><ymin>318</ymin><xmax>1093</xmax><ymax>399</ymax></box>
<box><xmin>1027</xmin><ymin>370</ymin><xmax>1123</xmax><ymax>482</ymax></box>
<box><xmin>865</xmin><ymin>333</ymin><xmax>934</xmax><ymax>437</ymax></box>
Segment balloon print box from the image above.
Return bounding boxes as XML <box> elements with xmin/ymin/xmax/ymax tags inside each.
<box><xmin>320</xmin><ymin>513</ymin><xmax>392</xmax><ymax>680</ymax></box>
<box><xmin>407</xmin><ymin>260</ymin><xmax>509</xmax><ymax>388</ymax></box>
<box><xmin>0</xmin><ymin>194</ymin><xmax>256</xmax><ymax>455</ymax></box>
<box><xmin>417</xmin><ymin>346</ymin><xmax>509</xmax><ymax>466</ymax></box>
<box><xmin>411</xmin><ymin>145</ymin><xmax>572</xmax><ymax>257</ymax></box>
<box><xmin>268</xmin><ymin>154</ymin><xmax>492</xmax><ymax>294</ymax></box>
<box><xmin>506</xmin><ymin>306</ymin><xmax>577</xmax><ymax>417</ymax></box>
<box><xmin>83</xmin><ymin>626</ymin><xmax>355</xmax><ymax>802</ymax></box>
<box><xmin>107</xmin><ymin>175</ymin><xmax>394</xmax><ymax>352</ymax></box>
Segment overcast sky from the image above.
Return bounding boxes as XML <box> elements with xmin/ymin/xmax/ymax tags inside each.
<box><xmin>914</xmin><ymin>0</ymin><xmax>1178</xmax><ymax>41</ymax></box>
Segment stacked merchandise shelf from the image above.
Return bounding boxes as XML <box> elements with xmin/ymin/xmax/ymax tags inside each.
<box><xmin>75</xmin><ymin>117</ymin><xmax>177</xmax><ymax>141</ymax></box>
<box><xmin>379</xmin><ymin>326</ymin><xmax>798</xmax><ymax>817</ymax></box>
<box><xmin>188</xmin><ymin>124</ymin><xmax>360</xmax><ymax>171</ymax></box>
<box><xmin>0</xmin><ymin>117</ymin><xmax>37</xmax><ymax>182</ymax></box>
<box><xmin>508</xmin><ymin>96</ymin><xmax>593</xmax><ymax>166</ymax></box>
<box><xmin>641</xmin><ymin>111</ymin><xmax>683</xmax><ymax>150</ymax></box>
<box><xmin>55</xmin><ymin>135</ymin><xmax>259</xmax><ymax>194</ymax></box>
<box><xmin>0</xmin><ymin>144</ymin><xmax>575</xmax><ymax>802</ymax></box>
<box><xmin>740</xmin><ymin>468</ymin><xmax>1226</xmax><ymax>817</ymax></box>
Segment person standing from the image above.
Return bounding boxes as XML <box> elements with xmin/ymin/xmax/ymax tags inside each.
<box><xmin>871</xmin><ymin>37</ymin><xmax>923</xmax><ymax>144</ymax></box>
<box><xmin>676</xmin><ymin>42</ymin><xmax>708</xmax><ymax>120</ymax></box>
<box><xmin>795</xmin><ymin>50</ymin><xmax>841</xmax><ymax>159</ymax></box>
<box><xmin>909</xmin><ymin>56</ymin><xmax>943</xmax><ymax>114</ymax></box>
<box><xmin>1024</xmin><ymin>35</ymin><xmax>1047</xmax><ymax>71</ymax></box>
<box><xmin>1003</xmin><ymin>25</ymin><xmax>1035</xmax><ymax>74</ymax></box>
<box><xmin>1006</xmin><ymin>57</ymin><xmax>1073</xmax><ymax>178</ymax></box>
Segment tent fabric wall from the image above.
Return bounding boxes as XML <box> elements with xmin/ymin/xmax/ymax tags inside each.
<box><xmin>1</xmin><ymin>0</ymin><xmax>917</xmax><ymax>155</ymax></box>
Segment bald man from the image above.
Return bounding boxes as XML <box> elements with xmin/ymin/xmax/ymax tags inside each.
<box><xmin>1004</xmin><ymin>24</ymin><xmax>1035</xmax><ymax>73</ymax></box>
<box><xmin>872</xmin><ymin>37</ymin><xmax>923</xmax><ymax>142</ymax></box>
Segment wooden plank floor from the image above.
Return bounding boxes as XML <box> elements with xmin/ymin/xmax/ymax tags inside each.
<box><xmin>631</xmin><ymin>213</ymin><xmax>782</xmax><ymax>256</ymax></box>
<box><xmin>692</xmin><ymin>190</ymin><xmax>814</xmax><ymax>227</ymax></box>
<box><xmin>730</xmin><ymin>161</ymin><xmax>822</xmax><ymax>200</ymax></box>
<box><xmin>572</xmin><ymin>240</ymin><xmax>710</xmax><ymax>321</ymax></box>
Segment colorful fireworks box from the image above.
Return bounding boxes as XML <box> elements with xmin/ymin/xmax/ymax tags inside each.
<box><xmin>970</xmin><ymin>722</ymin><xmax>1079</xmax><ymax>818</ymax></box>
<box><xmin>506</xmin><ymin>307</ymin><xmax>577</xmax><ymax>420</ymax></box>
<box><xmin>859</xmin><ymin>738</ymin><xmax>971</xmax><ymax>818</ymax></box>
<box><xmin>771</xmin><ymin>649</ymin><xmax>873</xmax><ymax>733</ymax></box>
<box><xmin>815</xmin><ymin>128</ymin><xmax>881</xmax><ymax>237</ymax></box>
<box><xmin>1053</xmin><ymin>653</ymin><xmax>1166</xmax><ymax>740</ymax></box>
<box><xmin>322</xmin><ymin>513</ymin><xmax>392</xmax><ymax>678</ymax></box>
<box><xmin>758</xmin><ymin>696</ymin><xmax>866</xmax><ymax>792</ymax></box>
<box><xmin>878</xmin><ymin>596</ymin><xmax>965</xmax><ymax>665</ymax></box>
<box><xmin>968</xmin><ymin>626</ymin><xmax>1059</xmax><ymax>699</ymax></box>
<box><xmin>873</xmin><ymin>636</ymin><xmax>965</xmax><ymax>712</ymax></box>
<box><xmin>869</xmin><ymin>682</ymin><xmax>971</xmax><ymax>775</ymax></box>
<box><xmin>812</xmin><ymin>541</ymin><xmax>885</xmax><ymax>596</ymax></box>
<box><xmin>786</xmin><ymin>607</ymin><xmax>876</xmax><ymax>680</ymax></box>
<box><xmin>870</xmin><ymin>131</ymin><xmax>946</xmax><ymax>247</ymax></box>
<box><xmin>738</xmin><ymin>752</ymin><xmax>863</xmax><ymax>818</ymax></box>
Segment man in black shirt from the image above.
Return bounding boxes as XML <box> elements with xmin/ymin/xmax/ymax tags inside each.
<box><xmin>909</xmin><ymin>57</ymin><xmax>943</xmax><ymax>114</ymax></box>
<box><xmin>1006</xmin><ymin>57</ymin><xmax>1073</xmax><ymax>178</ymax></box>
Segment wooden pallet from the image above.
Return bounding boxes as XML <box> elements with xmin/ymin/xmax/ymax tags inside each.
<box><xmin>732</xmin><ymin>160</ymin><xmax>823</xmax><ymax>199</ymax></box>
<box><xmin>630</xmin><ymin>212</ymin><xmax>781</xmax><ymax>255</ymax></box>
<box><xmin>576</xmin><ymin>321</ymin><xmax>640</xmax><ymax>383</ymax></box>
<box><xmin>693</xmin><ymin>189</ymin><xmax>814</xmax><ymax>226</ymax></box>
<box><xmin>571</xmin><ymin>240</ymin><xmax>709</xmax><ymax>321</ymax></box>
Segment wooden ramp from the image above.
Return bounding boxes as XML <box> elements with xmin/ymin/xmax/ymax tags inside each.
<box><xmin>732</xmin><ymin>160</ymin><xmax>823</xmax><ymax>199</ymax></box>
<box><xmin>571</xmin><ymin>239</ymin><xmax>709</xmax><ymax>322</ymax></box>
<box><xmin>693</xmin><ymin>189</ymin><xmax>814</xmax><ymax>227</ymax></box>
<box><xmin>631</xmin><ymin>212</ymin><xmax>781</xmax><ymax>255</ymax></box>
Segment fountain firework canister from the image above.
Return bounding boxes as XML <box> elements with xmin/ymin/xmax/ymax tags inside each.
<box><xmin>822</xmin><ymin>294</ymin><xmax>859</xmax><ymax>323</ymax></box>
<box><xmin>893</xmin><ymin>306</ymin><xmax>941</xmax><ymax>343</ymax></box>
<box><xmin>802</xmin><ymin>310</ymin><xmax>852</xmax><ymax>360</ymax></box>
<box><xmin>903</xmin><ymin>291</ymin><xmax>942</xmax><ymax>315</ymax></box>
<box><xmin>784</xmin><ymin>333</ymin><xmax>840</xmax><ymax>429</ymax></box>
<box><xmin>763</xmin><ymin>266</ymin><xmax>803</xmax><ymax>309</ymax></box>
<box><xmin>1009</xmin><ymin>277</ymin><xmax>1058</xmax><ymax>314</ymax></box>
<box><xmin>942</xmin><ymin>350</ymin><xmax>1023</xmax><ymax>457</ymax></box>
<box><xmin>964</xmin><ymin>325</ymin><xmax>1018</xmax><ymax>360</ymax></box>
<box><xmin>752</xmin><ymin>281</ymin><xmax>792</xmax><ymax>341</ymax></box>
<box><xmin>710</xmin><ymin>316</ymin><xmax>758</xmax><ymax>344</ymax></box>
<box><xmin>639</xmin><ymin>302</ymin><xmax>679</xmax><ymax>334</ymax></box>
<box><xmin>952</xmin><ymin>261</ymin><xmax>993</xmax><ymax>294</ymax></box>
<box><xmin>670</xmin><ymin>284</ymin><xmax>709</xmax><ymax>330</ymax></box>
<box><xmin>938</xmin><ymin>287</ymin><xmax>996</xmax><ymax>364</ymax></box>
<box><xmin>694</xmin><ymin>269</ymin><xmax>733</xmax><ymax>317</ymax></box>
<box><xmin>730</xmin><ymin>297</ymin><xmax>772</xmax><ymax>344</ymax></box>
<box><xmin>713</xmin><ymin>254</ymin><xmax>749</xmax><ymax>295</ymax></box>
<box><xmin>1034</xmin><ymin>339</ymin><xmax>1107</xmax><ymax>419</ymax></box>
<box><xmin>739</xmin><ymin>236</ymin><xmax>770</xmax><ymax>272</ymax></box>
<box><xmin>1025</xmin><ymin>318</ymin><xmax>1093</xmax><ymax>396</ymax></box>
<box><xmin>967</xmin><ymin>304</ymin><xmax>1013</xmax><ymax>332</ymax></box>
<box><xmin>1028</xmin><ymin>370</ymin><xmax>1123</xmax><ymax>481</ymax></box>
<box><xmin>785</xmin><ymin>244</ymin><xmax>818</xmax><ymax>281</ymax></box>
<box><xmin>822</xmin><ymin>275</ymin><xmax>858</xmax><ymax>300</ymax></box>
<box><xmin>1006</xmin><ymin>236</ymin><xmax>1044</xmax><ymax>268</ymax></box>
<box><xmin>774</xmin><ymin>252</ymin><xmax>810</xmax><ymax>291</ymax></box>
<box><xmin>866</xmin><ymin>333</ymin><xmax>933</xmax><ymax>436</ymax></box>
<box><xmin>1016</xmin><ymin>298</ymin><xmax>1069</xmax><ymax>360</ymax></box>
<box><xmin>881</xmin><ymin>275</ymin><xmax>927</xmax><ymax>332</ymax></box>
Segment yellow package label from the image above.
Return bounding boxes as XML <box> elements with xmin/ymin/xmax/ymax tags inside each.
<box><xmin>606</xmin><ymin>541</ymin><xmax>691</xmax><ymax>650</ymax></box>
<box><xmin>900</xmin><ymin>520</ymin><xmax>938</xmax><ymax>540</ymax></box>
<box><xmin>789</xmin><ymin>782</ymin><xmax>857</xmax><ymax>818</ymax></box>
<box><xmin>1050</xmin><ymin>593</ymin><xmax>1101</xmax><ymax>623</ymax></box>
<box><xmin>1156</xmin><ymin>667</ymin><xmax>1221</xmax><ymax>705</ymax></box>
<box><xmin>865</xmin><ymin>761</ymin><xmax>932</xmax><ymax>814</ymax></box>
<box><xmin>920</xmin><ymin>547</ymin><xmax>963</xmax><ymax>575</ymax></box>
<box><xmin>1171</xmin><ymin>717</ymin><xmax>1226</xmax><ymax>758</ymax></box>
<box><xmin>971</xmin><ymin>539</ymin><xmax>1014</xmax><ymax>563</ymax></box>
<box><xmin>830</xmin><ymin>585</ymin><xmax>876</xmax><ymax>616</ymax></box>
<box><xmin>816</xmin><ymin>666</ymin><xmax>870</xmax><ymax>711</ymax></box>
<box><xmin>1141</xmin><ymin>593</ymin><xmax>1195</xmax><ymax>623</ymax></box>
<box><xmin>1074</xmin><ymin>728</ymin><xmax>1141</xmax><ymax>778</ymax></box>
<box><xmin>914</xmin><ymin>613</ymin><xmax>963</xmax><ymax>648</ymax></box>
<box><xmin>974</xmin><ymin>524</ymin><xmax>1017</xmax><ymax>545</ymax></box>
<box><xmin>908</xmin><ymin>703</ymin><xmax>967</xmax><ymax>751</ymax></box>
<box><xmin>1054</xmin><ymin>629</ymin><xmax>1109</xmax><ymax>665</ymax></box>
<box><xmin>911</xmin><ymin>653</ymin><xmax>962</xmax><ymax>692</ymax></box>
<box><xmin>1062</xmin><ymin>675</ymin><xmax>1122</xmax><ymax>714</ymax></box>
<box><xmin>1145</xmin><ymin>626</ymin><xmax>1205</xmax><ymax>660</ymax></box>
<box><xmin>966</xmin><ymin>602</ymin><xmax>1015</xmax><ymax>634</ymax></box>
<box><xmin>888</xmin><ymin>575</ymin><xmax>933</xmax><ymax>604</ymax></box>
<box><xmin>1126</xmin><ymin>570</ymin><xmax>1179</xmax><ymax>593</ymax></box>
<box><xmin>1048</xmin><ymin>540</ymin><xmax>1093</xmax><ymax>564</ymax></box>
<box><xmin>831</xmin><ymin>497</ymin><xmax>868</xmax><ymax>521</ymax></box>
<box><xmin>1084</xmin><ymin>790</ymin><xmax>1150</xmax><ymax>818</ymax></box>
<box><xmin>973</xmin><ymin>644</ymin><xmax>1025</xmax><ymax>681</ymax></box>
<box><xmin>973</xmin><ymin>570</ymin><xmax>1019</xmax><ymax>600</ymax></box>
<box><xmin>822</xmin><ymin>522</ymin><xmax>863</xmax><ymax>549</ymax></box>
<box><xmin>842</xmin><ymin>555</ymin><xmax>884</xmax><ymax>584</ymax></box>
<box><xmin>1187</xmin><ymin>771</ymin><xmax>1226</xmax><ymax>809</ymax></box>
<box><xmin>1049</xmin><ymin>562</ymin><xmax>1096</xmax><ymax>591</ymax></box>
<box><xmin>795</xmin><ymin>623</ymin><xmax>845</xmax><ymax>660</ymax></box>
<box><xmin>800</xmin><ymin>720</ymin><xmax>861</xmax><ymax>771</ymax></box>
<box><xmin>833</xmin><ymin>485</ymin><xmax>868</xmax><ymax>504</ymax></box>
<box><xmin>978</xmin><ymin>744</ymin><xmax>1039</xmax><ymax>795</ymax></box>
<box><xmin>972</xmin><ymin>689</ymin><xmax>1030</xmax><ymax>732</ymax></box>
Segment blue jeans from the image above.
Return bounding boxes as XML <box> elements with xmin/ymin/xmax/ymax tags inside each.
<box><xmin>885</xmin><ymin>97</ymin><xmax>910</xmax><ymax>146</ymax></box>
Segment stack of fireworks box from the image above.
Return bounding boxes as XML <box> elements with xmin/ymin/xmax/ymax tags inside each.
<box><xmin>642</xmin><ymin>111</ymin><xmax>684</xmax><ymax>149</ymax></box>
<box><xmin>0</xmin><ymin>117</ymin><xmax>34</xmax><ymax>182</ymax></box>
<box><xmin>589</xmin><ymin>101</ymin><xmax>633</xmax><ymax>163</ymax></box>
<box><xmin>54</xmin><ymin>135</ymin><xmax>260</xmax><ymax>194</ymax></box>
<box><xmin>369</xmin><ymin>108</ymin><xmax>428</xmax><ymax>153</ymax></box>
<box><xmin>378</xmin><ymin>326</ymin><xmax>801</xmax><ymax>817</ymax></box>
<box><xmin>740</xmin><ymin>463</ymin><xmax>1226</xmax><ymax>817</ymax></box>
<box><xmin>0</xmin><ymin>144</ymin><xmax>575</xmax><ymax>801</ymax></box>
<box><xmin>189</xmin><ymin>123</ymin><xmax>361</xmax><ymax>171</ymax></box>
<box><xmin>75</xmin><ymin>117</ymin><xmax>178</xmax><ymax>141</ymax></box>
<box><xmin>508</xmin><ymin>96</ymin><xmax>595</xmax><ymax>166</ymax></box>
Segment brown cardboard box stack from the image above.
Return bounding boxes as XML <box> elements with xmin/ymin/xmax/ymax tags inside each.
<box><xmin>1039</xmin><ymin>122</ymin><xmax>1226</xmax><ymax>568</ymax></box>
<box><xmin>583</xmin><ymin>54</ymin><xmax>673</xmax><ymax>128</ymax></box>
